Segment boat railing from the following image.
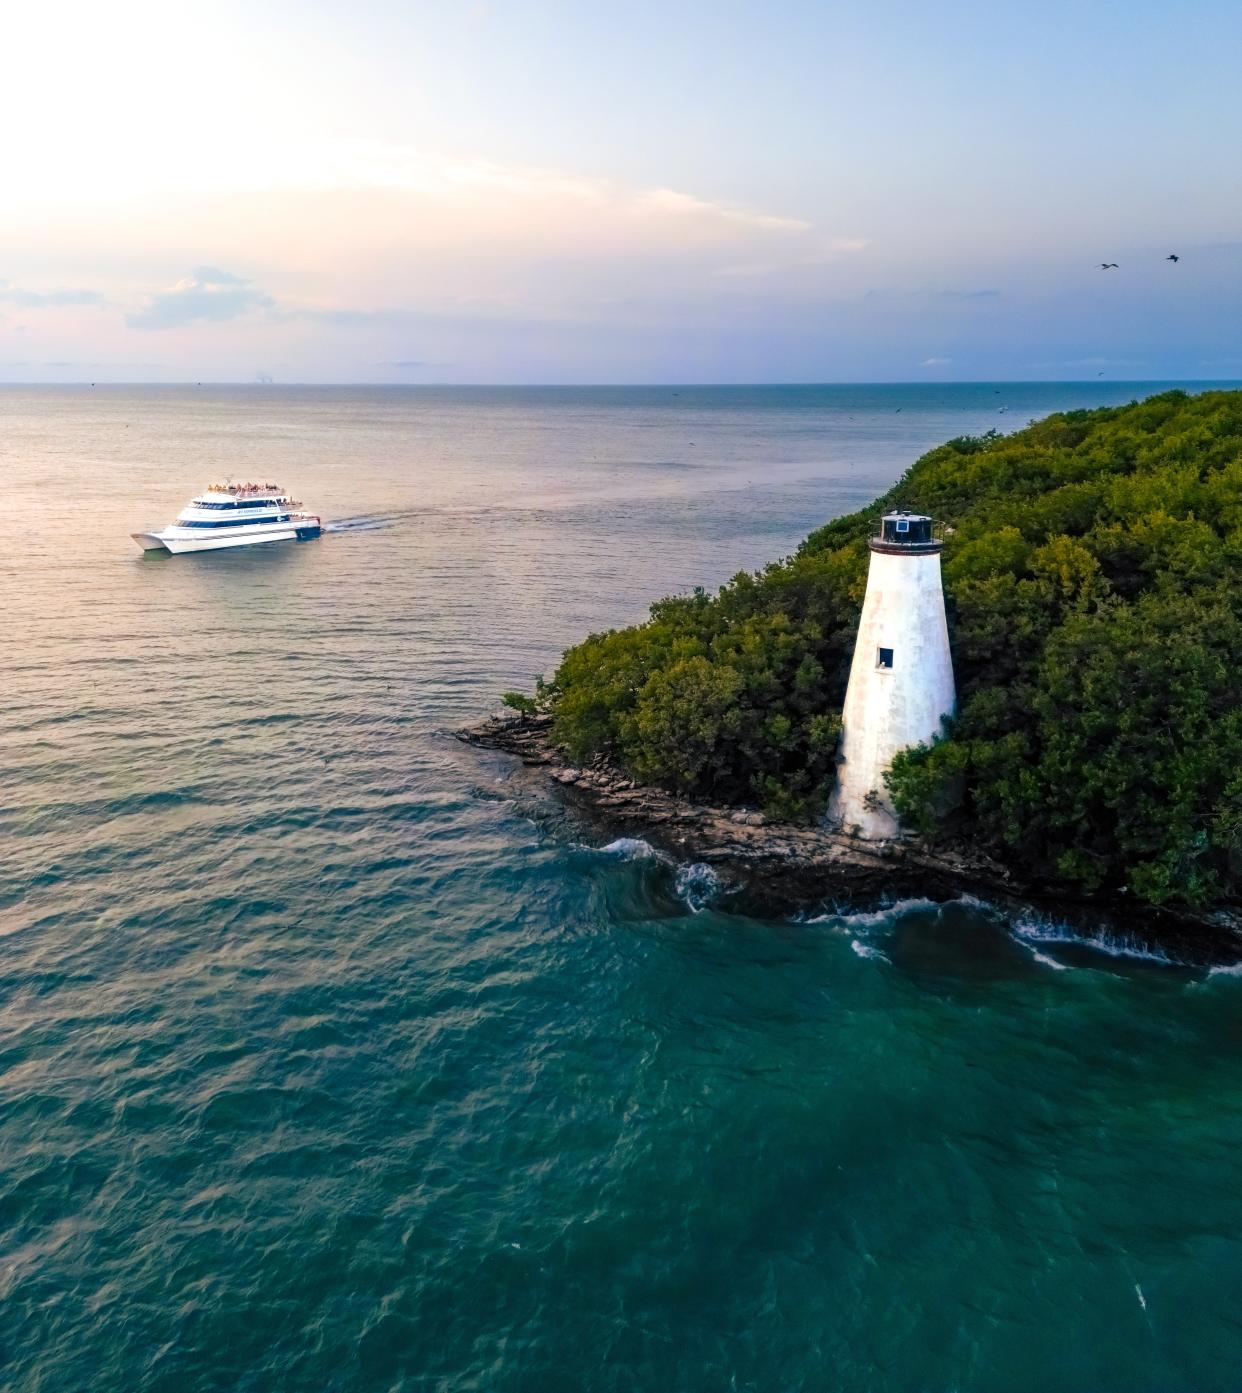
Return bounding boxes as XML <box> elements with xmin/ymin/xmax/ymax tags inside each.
<box><xmin>206</xmin><ymin>481</ymin><xmax>287</xmax><ymax>497</ymax></box>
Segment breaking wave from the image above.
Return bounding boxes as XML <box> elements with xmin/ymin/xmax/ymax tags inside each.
<box><xmin>795</xmin><ymin>893</ymin><xmax>1212</xmax><ymax>975</ymax></box>
<box><xmin>1018</xmin><ymin>942</ymin><xmax>1071</xmax><ymax>971</ymax></box>
<box><xmin>850</xmin><ymin>939</ymin><xmax>891</xmax><ymax>963</ymax></box>
<box><xmin>587</xmin><ymin>839</ymin><xmax>724</xmax><ymax>912</ymax></box>
<box><xmin>597</xmin><ymin>837</ymin><xmax>667</xmax><ymax>862</ymax></box>
<box><xmin>801</xmin><ymin>897</ymin><xmax>941</xmax><ymax>929</ymax></box>
<box><xmin>674</xmin><ymin>863</ymin><xmax>724</xmax><ymax>912</ymax></box>
<box><xmin>1009</xmin><ymin>911</ymin><xmax>1181</xmax><ymax>967</ymax></box>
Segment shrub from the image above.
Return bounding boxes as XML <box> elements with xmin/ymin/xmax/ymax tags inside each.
<box><xmin>524</xmin><ymin>390</ymin><xmax>1242</xmax><ymax>906</ymax></box>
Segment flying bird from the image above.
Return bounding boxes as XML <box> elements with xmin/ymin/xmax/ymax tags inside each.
<box><xmin>1166</xmin><ymin>253</ymin><xmax>1180</xmax><ymax>262</ymax></box>
<box><xmin>1098</xmin><ymin>262</ymin><xmax>1119</xmax><ymax>270</ymax></box>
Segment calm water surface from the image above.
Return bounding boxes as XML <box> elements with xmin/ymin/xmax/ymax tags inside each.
<box><xmin>4</xmin><ymin>384</ymin><xmax>1242</xmax><ymax>1391</ymax></box>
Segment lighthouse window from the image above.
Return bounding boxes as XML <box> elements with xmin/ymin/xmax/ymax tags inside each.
<box><xmin>877</xmin><ymin>647</ymin><xmax>894</xmax><ymax>669</ymax></box>
<box><xmin>896</xmin><ymin>519</ymin><xmax>909</xmax><ymax>534</ymax></box>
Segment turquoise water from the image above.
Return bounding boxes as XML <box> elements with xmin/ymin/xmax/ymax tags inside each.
<box><xmin>4</xmin><ymin>383</ymin><xmax>1242</xmax><ymax>1391</ymax></box>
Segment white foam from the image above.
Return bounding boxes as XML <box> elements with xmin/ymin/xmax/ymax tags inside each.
<box><xmin>1018</xmin><ymin>941</ymin><xmax>1071</xmax><ymax>971</ymax></box>
<box><xmin>674</xmin><ymin>862</ymin><xmax>724</xmax><ymax>912</ymax></box>
<box><xmin>1206</xmin><ymin>961</ymin><xmax>1242</xmax><ymax>978</ymax></box>
<box><xmin>596</xmin><ymin>837</ymin><xmax>668</xmax><ymax>863</ymax></box>
<box><xmin>1011</xmin><ymin>912</ymin><xmax>1178</xmax><ymax>966</ymax></box>
<box><xmin>851</xmin><ymin>939</ymin><xmax>891</xmax><ymax>963</ymax></box>
<box><xmin>951</xmin><ymin>893</ymin><xmax>998</xmax><ymax>912</ymax></box>
<box><xmin>803</xmin><ymin>897</ymin><xmax>940</xmax><ymax>929</ymax></box>
<box><xmin>586</xmin><ymin>839</ymin><xmax>724</xmax><ymax>912</ymax></box>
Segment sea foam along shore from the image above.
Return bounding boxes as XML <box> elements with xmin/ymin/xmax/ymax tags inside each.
<box><xmin>457</xmin><ymin>712</ymin><xmax>1242</xmax><ymax>966</ymax></box>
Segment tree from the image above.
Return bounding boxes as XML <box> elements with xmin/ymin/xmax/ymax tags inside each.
<box><xmin>518</xmin><ymin>389</ymin><xmax>1242</xmax><ymax>907</ymax></box>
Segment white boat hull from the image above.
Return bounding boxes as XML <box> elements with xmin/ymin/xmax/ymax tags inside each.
<box><xmin>131</xmin><ymin>523</ymin><xmax>321</xmax><ymax>554</ymax></box>
<box><xmin>133</xmin><ymin>482</ymin><xmax>322</xmax><ymax>554</ymax></box>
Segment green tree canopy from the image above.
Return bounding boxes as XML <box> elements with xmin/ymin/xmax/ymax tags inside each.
<box><xmin>532</xmin><ymin>390</ymin><xmax>1242</xmax><ymax>907</ymax></box>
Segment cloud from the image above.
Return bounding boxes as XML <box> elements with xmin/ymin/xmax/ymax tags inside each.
<box><xmin>636</xmin><ymin>187</ymin><xmax>810</xmax><ymax>234</ymax></box>
<box><xmin>190</xmin><ymin>265</ymin><xmax>248</xmax><ymax>286</ymax></box>
<box><xmin>922</xmin><ymin>356</ymin><xmax>953</xmax><ymax>365</ymax></box>
<box><xmin>184</xmin><ymin>142</ymin><xmax>845</xmax><ymax>273</ymax></box>
<box><xmin>294</xmin><ymin>307</ymin><xmax>410</xmax><ymax>328</ymax></box>
<box><xmin>712</xmin><ymin>262</ymin><xmax>785</xmax><ymax>279</ymax></box>
<box><xmin>0</xmin><ymin>281</ymin><xmax>103</xmax><ymax>308</ymax></box>
<box><xmin>230</xmin><ymin>142</ymin><xmax>814</xmax><ymax>241</ymax></box>
<box><xmin>12</xmin><ymin>144</ymin><xmax>868</xmax><ymax>348</ymax></box>
<box><xmin>799</xmin><ymin>239</ymin><xmax>871</xmax><ymax>262</ymax></box>
<box><xmin>7</xmin><ymin>143</ymin><xmax>875</xmax><ymax>367</ymax></box>
<box><xmin>126</xmin><ymin>266</ymin><xmax>274</xmax><ymax>330</ymax></box>
<box><xmin>713</xmin><ymin>238</ymin><xmax>869</xmax><ymax>279</ymax></box>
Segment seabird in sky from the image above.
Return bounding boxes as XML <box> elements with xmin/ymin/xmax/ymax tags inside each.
<box><xmin>1166</xmin><ymin>253</ymin><xmax>1180</xmax><ymax>262</ymax></box>
<box><xmin>1098</xmin><ymin>262</ymin><xmax>1119</xmax><ymax>270</ymax></box>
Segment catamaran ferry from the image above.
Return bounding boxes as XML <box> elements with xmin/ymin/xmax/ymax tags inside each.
<box><xmin>132</xmin><ymin>482</ymin><xmax>323</xmax><ymax>554</ymax></box>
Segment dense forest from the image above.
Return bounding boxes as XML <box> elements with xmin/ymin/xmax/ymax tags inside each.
<box><xmin>509</xmin><ymin>391</ymin><xmax>1241</xmax><ymax>908</ymax></box>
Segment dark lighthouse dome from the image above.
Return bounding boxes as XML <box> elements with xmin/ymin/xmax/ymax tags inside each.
<box><xmin>870</xmin><ymin>510</ymin><xmax>943</xmax><ymax>555</ymax></box>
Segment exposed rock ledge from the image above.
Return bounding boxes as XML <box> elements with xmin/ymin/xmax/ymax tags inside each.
<box><xmin>457</xmin><ymin>712</ymin><xmax>1242</xmax><ymax>964</ymax></box>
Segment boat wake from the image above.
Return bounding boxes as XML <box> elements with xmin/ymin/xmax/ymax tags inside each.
<box><xmin>325</xmin><ymin>499</ymin><xmax>578</xmax><ymax>535</ymax></box>
<box><xmin>323</xmin><ymin>513</ymin><xmax>399</xmax><ymax>533</ymax></box>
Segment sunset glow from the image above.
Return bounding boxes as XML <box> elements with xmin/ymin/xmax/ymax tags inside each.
<box><xmin>5</xmin><ymin>0</ymin><xmax>1240</xmax><ymax>381</ymax></box>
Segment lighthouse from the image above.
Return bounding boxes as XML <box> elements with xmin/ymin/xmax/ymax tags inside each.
<box><xmin>826</xmin><ymin>511</ymin><xmax>955</xmax><ymax>839</ymax></box>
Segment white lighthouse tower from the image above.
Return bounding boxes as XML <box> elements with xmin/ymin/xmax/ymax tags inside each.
<box><xmin>826</xmin><ymin>511</ymin><xmax>955</xmax><ymax>839</ymax></box>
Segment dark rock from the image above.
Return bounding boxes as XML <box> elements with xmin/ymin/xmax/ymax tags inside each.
<box><xmin>455</xmin><ymin>712</ymin><xmax>1242</xmax><ymax>964</ymax></box>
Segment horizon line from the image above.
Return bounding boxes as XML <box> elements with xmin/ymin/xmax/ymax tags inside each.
<box><xmin>0</xmin><ymin>377</ymin><xmax>1238</xmax><ymax>389</ymax></box>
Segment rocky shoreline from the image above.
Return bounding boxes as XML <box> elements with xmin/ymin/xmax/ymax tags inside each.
<box><xmin>457</xmin><ymin>713</ymin><xmax>1242</xmax><ymax>965</ymax></box>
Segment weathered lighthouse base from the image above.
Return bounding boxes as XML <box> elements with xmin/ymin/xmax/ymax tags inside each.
<box><xmin>824</xmin><ymin>781</ymin><xmax>902</xmax><ymax>841</ymax></box>
<box><xmin>453</xmin><ymin>713</ymin><xmax>1242</xmax><ymax>965</ymax></box>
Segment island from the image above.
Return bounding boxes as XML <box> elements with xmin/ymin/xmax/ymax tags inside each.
<box><xmin>461</xmin><ymin>390</ymin><xmax>1242</xmax><ymax>955</ymax></box>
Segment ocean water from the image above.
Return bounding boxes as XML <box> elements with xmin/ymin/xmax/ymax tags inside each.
<box><xmin>4</xmin><ymin>382</ymin><xmax>1242</xmax><ymax>1392</ymax></box>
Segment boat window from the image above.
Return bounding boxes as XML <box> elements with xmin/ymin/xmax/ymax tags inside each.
<box><xmin>193</xmin><ymin>498</ymin><xmax>281</xmax><ymax>510</ymax></box>
<box><xmin>179</xmin><ymin>515</ymin><xmax>290</xmax><ymax>529</ymax></box>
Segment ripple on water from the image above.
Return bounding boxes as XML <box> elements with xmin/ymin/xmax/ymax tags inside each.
<box><xmin>4</xmin><ymin>384</ymin><xmax>1241</xmax><ymax>1393</ymax></box>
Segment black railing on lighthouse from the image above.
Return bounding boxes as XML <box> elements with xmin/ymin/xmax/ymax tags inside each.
<box><xmin>869</xmin><ymin>512</ymin><xmax>946</xmax><ymax>551</ymax></box>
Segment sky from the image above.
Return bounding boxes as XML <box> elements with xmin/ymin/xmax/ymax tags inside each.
<box><xmin>3</xmin><ymin>0</ymin><xmax>1240</xmax><ymax>383</ymax></box>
